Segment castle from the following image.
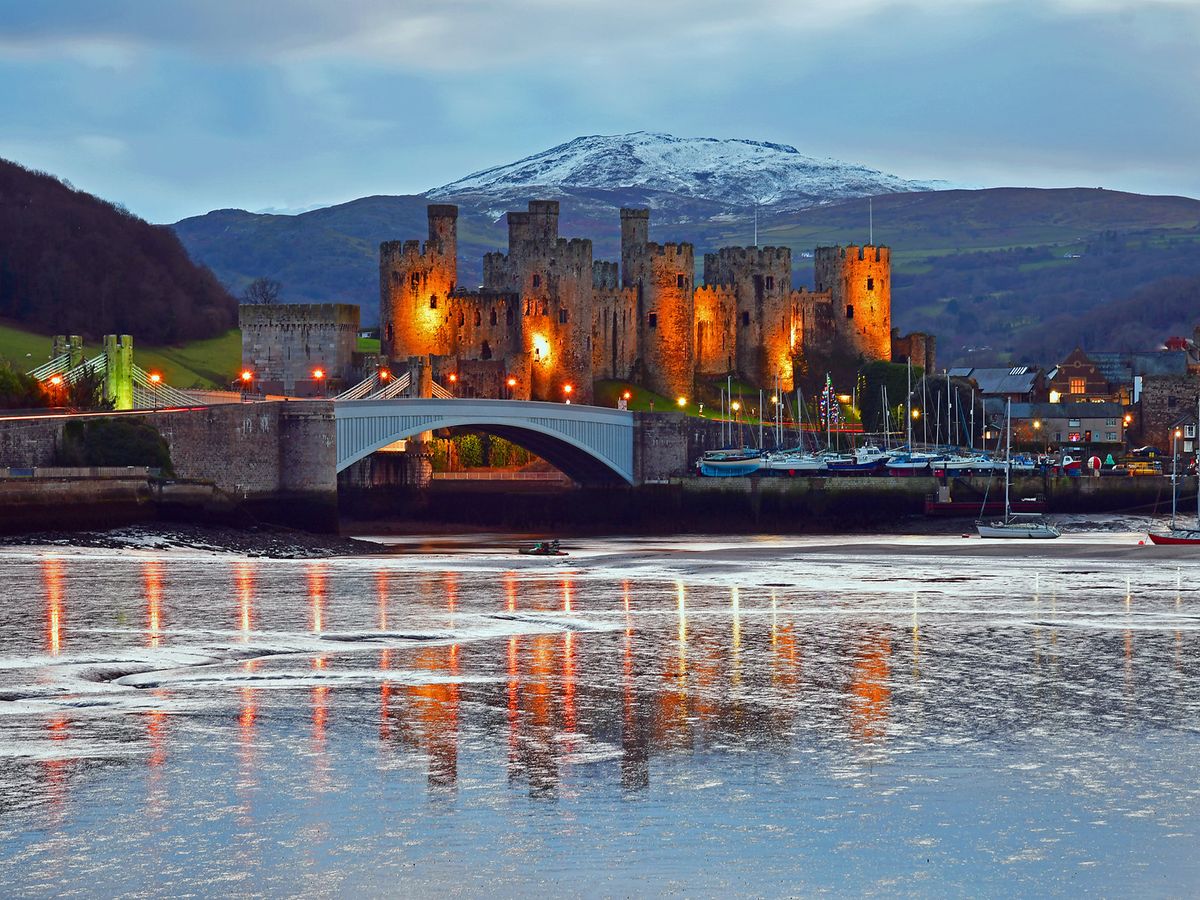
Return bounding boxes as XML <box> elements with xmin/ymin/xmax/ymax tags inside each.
<box><xmin>380</xmin><ymin>201</ymin><xmax>931</xmax><ymax>403</ymax></box>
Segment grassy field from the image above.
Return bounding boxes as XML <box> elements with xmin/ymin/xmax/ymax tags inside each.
<box><xmin>0</xmin><ymin>321</ymin><xmax>242</xmax><ymax>389</ymax></box>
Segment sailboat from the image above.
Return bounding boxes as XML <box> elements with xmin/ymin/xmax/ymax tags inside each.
<box><xmin>976</xmin><ymin>399</ymin><xmax>1061</xmax><ymax>539</ymax></box>
<box><xmin>1149</xmin><ymin>397</ymin><xmax>1200</xmax><ymax>544</ymax></box>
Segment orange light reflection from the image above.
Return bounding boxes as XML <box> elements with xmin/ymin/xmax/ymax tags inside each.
<box><xmin>43</xmin><ymin>558</ymin><xmax>65</xmax><ymax>656</ymax></box>
<box><xmin>143</xmin><ymin>560</ymin><xmax>164</xmax><ymax>647</ymax></box>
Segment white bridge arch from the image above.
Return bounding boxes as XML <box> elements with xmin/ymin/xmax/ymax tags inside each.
<box><xmin>334</xmin><ymin>398</ymin><xmax>635</xmax><ymax>485</ymax></box>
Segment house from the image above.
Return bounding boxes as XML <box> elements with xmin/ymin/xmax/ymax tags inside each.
<box><xmin>1045</xmin><ymin>348</ymin><xmax>1115</xmax><ymax>403</ymax></box>
<box><xmin>947</xmin><ymin>365</ymin><xmax>1042</xmax><ymax>402</ymax></box>
<box><xmin>983</xmin><ymin>399</ymin><xmax>1126</xmax><ymax>448</ymax></box>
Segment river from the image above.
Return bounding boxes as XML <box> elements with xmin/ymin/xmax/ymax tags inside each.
<box><xmin>1</xmin><ymin>529</ymin><xmax>1198</xmax><ymax>896</ymax></box>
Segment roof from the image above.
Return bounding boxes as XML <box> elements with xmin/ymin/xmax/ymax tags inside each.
<box><xmin>956</xmin><ymin>366</ymin><xmax>1040</xmax><ymax>396</ymax></box>
<box><xmin>984</xmin><ymin>399</ymin><xmax>1125</xmax><ymax>419</ymax></box>
<box><xmin>1089</xmin><ymin>350</ymin><xmax>1188</xmax><ymax>383</ymax></box>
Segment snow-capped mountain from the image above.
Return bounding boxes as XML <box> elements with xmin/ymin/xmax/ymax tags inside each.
<box><xmin>427</xmin><ymin>132</ymin><xmax>943</xmax><ymax>210</ymax></box>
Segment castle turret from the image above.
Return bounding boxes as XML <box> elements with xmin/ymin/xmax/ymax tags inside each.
<box><xmin>814</xmin><ymin>245</ymin><xmax>891</xmax><ymax>362</ymax></box>
<box><xmin>620</xmin><ymin>208</ymin><xmax>650</xmax><ymax>288</ymax></box>
<box><xmin>638</xmin><ymin>242</ymin><xmax>695</xmax><ymax>400</ymax></box>
<box><xmin>380</xmin><ymin>205</ymin><xmax>459</xmax><ymax>360</ymax></box>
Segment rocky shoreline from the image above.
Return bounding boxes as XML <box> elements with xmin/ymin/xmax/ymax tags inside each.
<box><xmin>0</xmin><ymin>523</ymin><xmax>383</xmax><ymax>558</ymax></box>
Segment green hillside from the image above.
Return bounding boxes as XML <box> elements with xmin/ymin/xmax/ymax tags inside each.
<box><xmin>0</xmin><ymin>322</ymin><xmax>241</xmax><ymax>389</ymax></box>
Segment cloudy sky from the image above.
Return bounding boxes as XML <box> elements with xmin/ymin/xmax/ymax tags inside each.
<box><xmin>1</xmin><ymin>0</ymin><xmax>1197</xmax><ymax>223</ymax></box>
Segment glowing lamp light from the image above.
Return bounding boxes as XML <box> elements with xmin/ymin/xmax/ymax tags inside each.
<box><xmin>622</xmin><ymin>391</ymin><xmax>631</xmax><ymax>401</ymax></box>
<box><xmin>1176</xmin><ymin>428</ymin><xmax>1183</xmax><ymax>438</ymax></box>
<box><xmin>837</xmin><ymin>394</ymin><xmax>851</xmax><ymax>403</ymax></box>
<box><xmin>563</xmin><ymin>384</ymin><xmax>573</xmax><ymax>395</ymax></box>
<box><xmin>148</xmin><ymin>372</ymin><xmax>162</xmax><ymax>384</ymax></box>
<box><xmin>240</xmin><ymin>370</ymin><xmax>253</xmax><ymax>383</ymax></box>
<box><xmin>507</xmin><ymin>377</ymin><xmax>517</xmax><ymax>388</ymax></box>
<box><xmin>1033</xmin><ymin>420</ymin><xmax>1041</xmax><ymax>430</ymax></box>
<box><xmin>379</xmin><ymin>369</ymin><xmax>391</xmax><ymax>381</ymax></box>
<box><xmin>312</xmin><ymin>368</ymin><xmax>325</xmax><ymax>380</ymax></box>
<box><xmin>731</xmin><ymin>401</ymin><xmax>741</xmax><ymax>413</ymax></box>
<box><xmin>1124</xmin><ymin>414</ymin><xmax>1132</xmax><ymax>424</ymax></box>
<box><xmin>49</xmin><ymin>375</ymin><xmax>63</xmax><ymax>387</ymax></box>
<box><xmin>448</xmin><ymin>373</ymin><xmax>458</xmax><ymax>383</ymax></box>
<box><xmin>912</xmin><ymin>409</ymin><xmax>921</xmax><ymax>420</ymax></box>
<box><xmin>677</xmin><ymin>396</ymin><xmax>687</xmax><ymax>408</ymax></box>
<box><xmin>770</xmin><ymin>395</ymin><xmax>778</xmax><ymax>404</ymax></box>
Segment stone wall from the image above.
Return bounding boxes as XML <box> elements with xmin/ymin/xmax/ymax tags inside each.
<box><xmin>240</xmin><ymin>303</ymin><xmax>359</xmax><ymax>395</ymax></box>
<box><xmin>1138</xmin><ymin>374</ymin><xmax>1200</xmax><ymax>451</ymax></box>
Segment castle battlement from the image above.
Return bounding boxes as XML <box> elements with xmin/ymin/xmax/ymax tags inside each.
<box><xmin>381</xmin><ymin>200</ymin><xmax>895</xmax><ymax>403</ymax></box>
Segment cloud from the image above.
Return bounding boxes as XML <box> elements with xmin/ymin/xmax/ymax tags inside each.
<box><xmin>0</xmin><ymin>0</ymin><xmax>1196</xmax><ymax>221</ymax></box>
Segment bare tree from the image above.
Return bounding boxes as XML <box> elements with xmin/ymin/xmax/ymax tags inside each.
<box><xmin>242</xmin><ymin>277</ymin><xmax>282</xmax><ymax>305</ymax></box>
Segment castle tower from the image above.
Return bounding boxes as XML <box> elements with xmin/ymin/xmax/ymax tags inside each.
<box><xmin>380</xmin><ymin>205</ymin><xmax>459</xmax><ymax>361</ymax></box>
<box><xmin>638</xmin><ymin>242</ymin><xmax>695</xmax><ymax>400</ymax></box>
<box><xmin>620</xmin><ymin>208</ymin><xmax>650</xmax><ymax>287</ymax></box>
<box><xmin>814</xmin><ymin>244</ymin><xmax>891</xmax><ymax>362</ymax></box>
<box><xmin>703</xmin><ymin>247</ymin><xmax>795</xmax><ymax>390</ymax></box>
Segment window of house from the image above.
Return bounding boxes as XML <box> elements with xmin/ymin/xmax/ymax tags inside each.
<box><xmin>742</xmin><ymin>311</ymin><xmax>750</xmax><ymax>326</ymax></box>
<box><xmin>1187</xmin><ymin>439</ymin><xmax>1195</xmax><ymax>453</ymax></box>
<box><xmin>648</xmin><ymin>313</ymin><xmax>657</xmax><ymax>329</ymax></box>
<box><xmin>1068</xmin><ymin>418</ymin><xmax>1080</xmax><ymax>427</ymax></box>
<box><xmin>429</xmin><ymin>296</ymin><xmax>437</xmax><ymax>309</ymax></box>
<box><xmin>559</xmin><ymin>309</ymin><xmax>568</xmax><ymax>324</ymax></box>
<box><xmin>765</xmin><ymin>276</ymin><xmax>775</xmax><ymax>290</ymax></box>
<box><xmin>676</xmin><ymin>274</ymin><xmax>686</xmax><ymax>288</ymax></box>
<box><xmin>1105</xmin><ymin>418</ymin><xmax>1116</xmax><ymax>427</ymax></box>
<box><xmin>1054</xmin><ymin>432</ymin><xmax>1062</xmax><ymax>442</ymax></box>
<box><xmin>1107</xmin><ymin>432</ymin><xmax>1118</xmax><ymax>442</ymax></box>
<box><xmin>532</xmin><ymin>273</ymin><xmax>541</xmax><ymax>288</ymax></box>
<box><xmin>411</xmin><ymin>272</ymin><xmax>420</xmax><ymax>287</ymax></box>
<box><xmin>1069</xmin><ymin>377</ymin><xmax>1085</xmax><ymax>394</ymax></box>
<box><xmin>867</xmin><ymin>277</ymin><xmax>874</xmax><ymax>291</ymax></box>
<box><xmin>1069</xmin><ymin>432</ymin><xmax>1081</xmax><ymax>441</ymax></box>
<box><xmin>846</xmin><ymin>305</ymin><xmax>854</xmax><ymax>320</ymax></box>
<box><xmin>1188</xmin><ymin>425</ymin><xmax>1197</xmax><ymax>439</ymax></box>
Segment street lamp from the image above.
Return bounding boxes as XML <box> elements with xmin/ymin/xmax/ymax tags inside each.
<box><xmin>239</xmin><ymin>370</ymin><xmax>253</xmax><ymax>403</ymax></box>
<box><xmin>677</xmin><ymin>396</ymin><xmax>687</xmax><ymax>408</ymax></box>
<box><xmin>506</xmin><ymin>375</ymin><xmax>517</xmax><ymax>399</ymax></box>
<box><xmin>563</xmin><ymin>383</ymin><xmax>573</xmax><ymax>404</ymax></box>
<box><xmin>1172</xmin><ymin>427</ymin><xmax>1183</xmax><ymax>526</ymax></box>
<box><xmin>148</xmin><ymin>371</ymin><xmax>162</xmax><ymax>410</ymax></box>
<box><xmin>912</xmin><ymin>408</ymin><xmax>921</xmax><ymax>420</ymax></box>
<box><xmin>312</xmin><ymin>367</ymin><xmax>326</xmax><ymax>398</ymax></box>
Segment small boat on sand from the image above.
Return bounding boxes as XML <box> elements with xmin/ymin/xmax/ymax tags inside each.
<box><xmin>519</xmin><ymin>540</ymin><xmax>568</xmax><ymax>556</ymax></box>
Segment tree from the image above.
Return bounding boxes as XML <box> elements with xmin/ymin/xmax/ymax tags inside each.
<box><xmin>242</xmin><ymin>277</ymin><xmax>282</xmax><ymax>305</ymax></box>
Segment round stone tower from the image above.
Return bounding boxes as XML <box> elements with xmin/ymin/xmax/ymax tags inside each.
<box><xmin>638</xmin><ymin>242</ymin><xmax>695</xmax><ymax>401</ymax></box>
<box><xmin>814</xmin><ymin>244</ymin><xmax>891</xmax><ymax>362</ymax></box>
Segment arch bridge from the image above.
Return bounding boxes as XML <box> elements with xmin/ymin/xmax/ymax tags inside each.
<box><xmin>335</xmin><ymin>398</ymin><xmax>635</xmax><ymax>485</ymax></box>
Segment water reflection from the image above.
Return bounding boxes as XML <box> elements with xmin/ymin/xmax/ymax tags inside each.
<box><xmin>235</xmin><ymin>562</ymin><xmax>254</xmax><ymax>639</ymax></box>
<box><xmin>42</xmin><ymin>557</ymin><xmax>64</xmax><ymax>656</ymax></box>
<box><xmin>849</xmin><ymin>633</ymin><xmax>892</xmax><ymax>743</ymax></box>
<box><xmin>308</xmin><ymin>563</ymin><xmax>326</xmax><ymax>634</ymax></box>
<box><xmin>143</xmin><ymin>560</ymin><xmax>163</xmax><ymax>648</ymax></box>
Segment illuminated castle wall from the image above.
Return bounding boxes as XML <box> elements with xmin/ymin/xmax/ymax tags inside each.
<box><xmin>380</xmin><ymin>201</ymin><xmax>906</xmax><ymax>402</ymax></box>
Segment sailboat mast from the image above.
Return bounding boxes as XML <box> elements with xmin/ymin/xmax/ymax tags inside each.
<box><xmin>906</xmin><ymin>357</ymin><xmax>913</xmax><ymax>448</ymax></box>
<box><xmin>1004</xmin><ymin>399</ymin><xmax>1012</xmax><ymax>520</ymax></box>
<box><xmin>759</xmin><ymin>389</ymin><xmax>764</xmax><ymax>449</ymax></box>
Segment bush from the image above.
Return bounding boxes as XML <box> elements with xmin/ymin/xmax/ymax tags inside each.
<box><xmin>56</xmin><ymin>418</ymin><xmax>173</xmax><ymax>473</ymax></box>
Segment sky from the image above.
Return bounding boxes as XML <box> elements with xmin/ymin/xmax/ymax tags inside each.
<box><xmin>1</xmin><ymin>0</ymin><xmax>1197</xmax><ymax>224</ymax></box>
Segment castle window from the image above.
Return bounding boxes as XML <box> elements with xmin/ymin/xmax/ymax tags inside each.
<box><xmin>386</xmin><ymin>324</ymin><xmax>393</xmax><ymax>343</ymax></box>
<box><xmin>525</xmin><ymin>300</ymin><xmax>531</xmax><ymax>316</ymax></box>
<box><xmin>474</xmin><ymin>310</ymin><xmax>481</xmax><ymax>326</ymax></box>
<box><xmin>742</xmin><ymin>311</ymin><xmax>750</xmax><ymax>327</ymax></box>
<box><xmin>845</xmin><ymin>305</ymin><xmax>854</xmax><ymax>320</ymax></box>
<box><xmin>507</xmin><ymin>307</ymin><xmax>514</xmax><ymax>324</ymax></box>
<box><xmin>481</xmin><ymin>340</ymin><xmax>492</xmax><ymax>360</ymax></box>
<box><xmin>430</xmin><ymin>296</ymin><xmax>438</xmax><ymax>309</ymax></box>
<box><xmin>532</xmin><ymin>273</ymin><xmax>541</xmax><ymax>288</ymax></box>
<box><xmin>411</xmin><ymin>272</ymin><xmax>420</xmax><ymax>288</ymax></box>
<box><xmin>648</xmin><ymin>313</ymin><xmax>658</xmax><ymax>329</ymax></box>
<box><xmin>867</xmin><ymin>277</ymin><xmax>874</xmax><ymax>291</ymax></box>
<box><xmin>765</xmin><ymin>276</ymin><xmax>774</xmax><ymax>290</ymax></box>
<box><xmin>540</xmin><ymin>300</ymin><xmax>548</xmax><ymax>316</ymax></box>
<box><xmin>559</xmin><ymin>309</ymin><xmax>568</xmax><ymax>324</ymax></box>
<box><xmin>677</xmin><ymin>274</ymin><xmax>685</xmax><ymax>289</ymax></box>
<box><xmin>490</xmin><ymin>309</ymin><xmax>497</xmax><ymax>326</ymax></box>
